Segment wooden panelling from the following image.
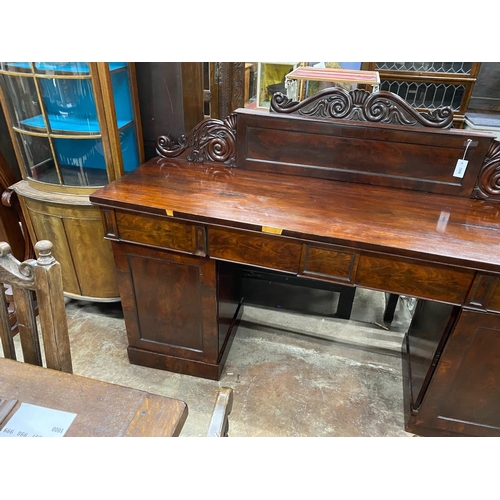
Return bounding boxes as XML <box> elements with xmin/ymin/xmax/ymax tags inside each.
<box><xmin>26</xmin><ymin>204</ymin><xmax>80</xmax><ymax>296</ymax></box>
<box><xmin>64</xmin><ymin>216</ymin><xmax>118</xmax><ymax>299</ymax></box>
<box><xmin>300</xmin><ymin>245</ymin><xmax>357</xmax><ymax>283</ymax></box>
<box><xmin>208</xmin><ymin>227</ymin><xmax>302</xmax><ymax>273</ymax></box>
<box><xmin>355</xmin><ymin>253</ymin><xmax>475</xmax><ymax>305</ymax></box>
<box><xmin>236</xmin><ymin>110</ymin><xmax>493</xmax><ymax>197</ymax></box>
<box><xmin>130</xmin><ymin>254</ymin><xmax>204</xmax><ymax>350</ymax></box>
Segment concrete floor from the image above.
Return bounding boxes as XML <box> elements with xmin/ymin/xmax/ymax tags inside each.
<box><xmin>2</xmin><ymin>279</ymin><xmax>415</xmax><ymax>437</ymax></box>
<box><xmin>61</xmin><ymin>280</ymin><xmax>415</xmax><ymax>437</ymax></box>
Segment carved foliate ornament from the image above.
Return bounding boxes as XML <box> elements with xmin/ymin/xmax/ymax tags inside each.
<box><xmin>473</xmin><ymin>139</ymin><xmax>500</xmax><ymax>201</ymax></box>
<box><xmin>156</xmin><ymin>114</ymin><xmax>237</xmax><ymax>166</ymax></box>
<box><xmin>271</xmin><ymin>88</ymin><xmax>454</xmax><ymax>129</ymax></box>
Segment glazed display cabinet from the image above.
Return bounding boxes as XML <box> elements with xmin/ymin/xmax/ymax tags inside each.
<box><xmin>0</xmin><ymin>62</ymin><xmax>144</xmax><ymax>301</ymax></box>
<box><xmin>361</xmin><ymin>62</ymin><xmax>481</xmax><ymax>128</ymax></box>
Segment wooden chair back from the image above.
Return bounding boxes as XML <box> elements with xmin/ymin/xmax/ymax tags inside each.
<box><xmin>0</xmin><ymin>240</ymin><xmax>72</xmax><ymax>373</ymax></box>
<box><xmin>207</xmin><ymin>387</ymin><xmax>233</xmax><ymax>437</ymax></box>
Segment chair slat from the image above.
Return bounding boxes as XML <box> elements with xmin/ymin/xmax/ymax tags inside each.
<box><xmin>0</xmin><ymin>286</ymin><xmax>15</xmax><ymax>360</ymax></box>
<box><xmin>13</xmin><ymin>287</ymin><xmax>41</xmax><ymax>366</ymax></box>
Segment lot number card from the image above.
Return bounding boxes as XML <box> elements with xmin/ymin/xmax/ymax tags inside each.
<box><xmin>0</xmin><ymin>402</ymin><xmax>77</xmax><ymax>437</ymax></box>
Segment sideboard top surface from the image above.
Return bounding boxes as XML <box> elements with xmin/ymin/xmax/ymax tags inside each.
<box><xmin>90</xmin><ymin>158</ymin><xmax>500</xmax><ymax>272</ymax></box>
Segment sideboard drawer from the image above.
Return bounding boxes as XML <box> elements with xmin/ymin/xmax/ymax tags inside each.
<box><xmin>115</xmin><ymin>211</ymin><xmax>206</xmax><ymax>255</ymax></box>
<box><xmin>356</xmin><ymin>253</ymin><xmax>475</xmax><ymax>305</ymax></box>
<box><xmin>466</xmin><ymin>274</ymin><xmax>500</xmax><ymax>313</ymax></box>
<box><xmin>300</xmin><ymin>245</ymin><xmax>357</xmax><ymax>283</ymax></box>
<box><xmin>208</xmin><ymin>227</ymin><xmax>302</xmax><ymax>273</ymax></box>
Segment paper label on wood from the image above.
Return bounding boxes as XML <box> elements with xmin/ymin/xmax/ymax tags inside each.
<box><xmin>0</xmin><ymin>402</ymin><xmax>76</xmax><ymax>437</ymax></box>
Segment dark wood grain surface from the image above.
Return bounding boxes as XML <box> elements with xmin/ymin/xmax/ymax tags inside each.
<box><xmin>90</xmin><ymin>158</ymin><xmax>500</xmax><ymax>272</ymax></box>
<box><xmin>0</xmin><ymin>358</ymin><xmax>188</xmax><ymax>437</ymax></box>
<box><xmin>236</xmin><ymin>108</ymin><xmax>493</xmax><ymax>197</ymax></box>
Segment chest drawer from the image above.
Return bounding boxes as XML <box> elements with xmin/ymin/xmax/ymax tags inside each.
<box><xmin>208</xmin><ymin>227</ymin><xmax>302</xmax><ymax>273</ymax></box>
<box><xmin>114</xmin><ymin>211</ymin><xmax>206</xmax><ymax>255</ymax></box>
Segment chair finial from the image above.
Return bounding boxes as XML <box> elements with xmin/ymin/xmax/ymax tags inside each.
<box><xmin>0</xmin><ymin>242</ymin><xmax>12</xmax><ymax>257</ymax></box>
<box><xmin>35</xmin><ymin>240</ymin><xmax>55</xmax><ymax>266</ymax></box>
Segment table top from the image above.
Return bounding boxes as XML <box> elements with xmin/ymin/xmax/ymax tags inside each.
<box><xmin>0</xmin><ymin>358</ymin><xmax>188</xmax><ymax>437</ymax></box>
<box><xmin>90</xmin><ymin>158</ymin><xmax>500</xmax><ymax>273</ymax></box>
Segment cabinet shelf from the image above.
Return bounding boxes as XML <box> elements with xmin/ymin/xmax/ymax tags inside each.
<box><xmin>19</xmin><ymin>114</ymin><xmax>132</xmax><ymax>135</ymax></box>
<box><xmin>5</xmin><ymin>62</ymin><xmax>126</xmax><ymax>74</ymax></box>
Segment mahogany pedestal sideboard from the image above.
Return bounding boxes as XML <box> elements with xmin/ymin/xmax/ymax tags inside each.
<box><xmin>91</xmin><ymin>89</ymin><xmax>500</xmax><ymax>437</ymax></box>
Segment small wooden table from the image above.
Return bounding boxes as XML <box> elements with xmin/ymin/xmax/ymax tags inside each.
<box><xmin>285</xmin><ymin>66</ymin><xmax>380</xmax><ymax>100</ymax></box>
<box><xmin>0</xmin><ymin>358</ymin><xmax>188</xmax><ymax>437</ymax></box>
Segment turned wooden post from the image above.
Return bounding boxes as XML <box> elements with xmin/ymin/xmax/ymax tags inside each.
<box><xmin>33</xmin><ymin>240</ymin><xmax>72</xmax><ymax>373</ymax></box>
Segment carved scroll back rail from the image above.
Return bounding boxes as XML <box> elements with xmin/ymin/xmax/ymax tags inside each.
<box><xmin>270</xmin><ymin>88</ymin><xmax>454</xmax><ymax>128</ymax></box>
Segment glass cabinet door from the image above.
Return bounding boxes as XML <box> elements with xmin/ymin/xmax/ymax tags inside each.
<box><xmin>107</xmin><ymin>63</ymin><xmax>141</xmax><ymax>174</ymax></box>
<box><xmin>0</xmin><ymin>62</ymin><xmax>143</xmax><ymax>302</ymax></box>
<box><xmin>0</xmin><ymin>62</ymin><xmax>141</xmax><ymax>190</ymax></box>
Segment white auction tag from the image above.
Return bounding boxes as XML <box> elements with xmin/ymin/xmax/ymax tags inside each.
<box><xmin>453</xmin><ymin>159</ymin><xmax>468</xmax><ymax>178</ymax></box>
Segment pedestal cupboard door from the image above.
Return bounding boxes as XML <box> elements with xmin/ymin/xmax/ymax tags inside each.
<box><xmin>111</xmin><ymin>242</ymin><xmax>219</xmax><ymax>364</ymax></box>
<box><xmin>412</xmin><ymin>309</ymin><xmax>500</xmax><ymax>436</ymax></box>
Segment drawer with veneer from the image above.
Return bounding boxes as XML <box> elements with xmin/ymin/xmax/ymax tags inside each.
<box><xmin>208</xmin><ymin>227</ymin><xmax>302</xmax><ymax>273</ymax></box>
<box><xmin>112</xmin><ymin>210</ymin><xmax>207</xmax><ymax>256</ymax></box>
<box><xmin>355</xmin><ymin>253</ymin><xmax>476</xmax><ymax>305</ymax></box>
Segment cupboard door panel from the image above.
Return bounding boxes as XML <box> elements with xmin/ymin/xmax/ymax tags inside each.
<box><xmin>112</xmin><ymin>242</ymin><xmax>218</xmax><ymax>363</ymax></box>
<box><xmin>410</xmin><ymin>310</ymin><xmax>500</xmax><ymax>436</ymax></box>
